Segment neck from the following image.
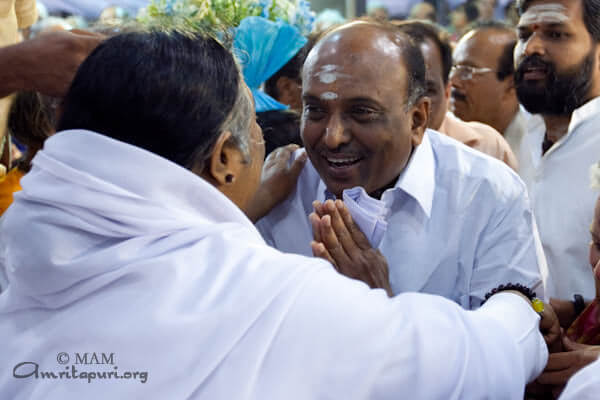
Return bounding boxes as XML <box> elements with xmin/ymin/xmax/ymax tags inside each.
<box><xmin>368</xmin><ymin>175</ymin><xmax>399</xmax><ymax>200</ymax></box>
<box><xmin>542</xmin><ymin>114</ymin><xmax>572</xmax><ymax>143</ymax></box>
<box><xmin>494</xmin><ymin>102</ymin><xmax>520</xmax><ymax>135</ymax></box>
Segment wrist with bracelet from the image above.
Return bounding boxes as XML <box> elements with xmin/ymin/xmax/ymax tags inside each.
<box><xmin>481</xmin><ymin>283</ymin><xmax>545</xmax><ymax>314</ymax></box>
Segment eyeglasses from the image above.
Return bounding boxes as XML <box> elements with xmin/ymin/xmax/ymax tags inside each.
<box><xmin>450</xmin><ymin>65</ymin><xmax>496</xmax><ymax>80</ymax></box>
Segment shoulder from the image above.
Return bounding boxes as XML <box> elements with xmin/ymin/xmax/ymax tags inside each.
<box><xmin>427</xmin><ymin>129</ymin><xmax>527</xmax><ymax>203</ymax></box>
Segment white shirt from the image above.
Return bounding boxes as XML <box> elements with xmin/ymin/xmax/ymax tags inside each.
<box><xmin>559</xmin><ymin>356</ymin><xmax>600</xmax><ymax>400</ymax></box>
<box><xmin>519</xmin><ymin>97</ymin><xmax>600</xmax><ymax>299</ymax></box>
<box><xmin>0</xmin><ymin>130</ymin><xmax>547</xmax><ymax>399</ymax></box>
<box><xmin>257</xmin><ymin>129</ymin><xmax>546</xmax><ymax>309</ymax></box>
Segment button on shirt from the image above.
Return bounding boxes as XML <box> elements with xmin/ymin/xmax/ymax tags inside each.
<box><xmin>257</xmin><ymin>129</ymin><xmax>545</xmax><ymax>309</ymax></box>
<box><xmin>519</xmin><ymin>96</ymin><xmax>600</xmax><ymax>300</ymax></box>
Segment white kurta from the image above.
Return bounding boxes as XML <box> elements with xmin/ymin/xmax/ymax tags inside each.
<box><xmin>559</xmin><ymin>356</ymin><xmax>600</xmax><ymax>399</ymax></box>
<box><xmin>519</xmin><ymin>97</ymin><xmax>600</xmax><ymax>300</ymax></box>
<box><xmin>0</xmin><ymin>130</ymin><xmax>547</xmax><ymax>399</ymax></box>
<box><xmin>257</xmin><ymin>129</ymin><xmax>546</xmax><ymax>309</ymax></box>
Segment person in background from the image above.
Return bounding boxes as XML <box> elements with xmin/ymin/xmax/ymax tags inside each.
<box><xmin>0</xmin><ymin>0</ymin><xmax>38</xmax><ymax>175</ymax></box>
<box><xmin>450</xmin><ymin>21</ymin><xmax>536</xmax><ymax>156</ymax></box>
<box><xmin>396</xmin><ymin>20</ymin><xmax>519</xmax><ymax>170</ymax></box>
<box><xmin>0</xmin><ymin>91</ymin><xmax>57</xmax><ymax>214</ymax></box>
<box><xmin>515</xmin><ymin>0</ymin><xmax>600</xmax><ymax>302</ymax></box>
<box><xmin>409</xmin><ymin>2</ymin><xmax>436</xmax><ymax>22</ymax></box>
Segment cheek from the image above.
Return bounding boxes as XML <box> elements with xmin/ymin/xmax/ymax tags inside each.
<box><xmin>300</xmin><ymin>119</ymin><xmax>323</xmax><ymax>148</ymax></box>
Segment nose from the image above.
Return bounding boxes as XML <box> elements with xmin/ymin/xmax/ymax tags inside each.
<box><xmin>520</xmin><ymin>31</ymin><xmax>546</xmax><ymax>59</ymax></box>
<box><xmin>324</xmin><ymin>113</ymin><xmax>351</xmax><ymax>149</ymax></box>
<box><xmin>449</xmin><ymin>70</ymin><xmax>463</xmax><ymax>89</ymax></box>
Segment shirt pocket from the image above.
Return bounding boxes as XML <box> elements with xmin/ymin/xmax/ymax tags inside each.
<box><xmin>0</xmin><ymin>0</ymin><xmax>14</xmax><ymax>17</ymax></box>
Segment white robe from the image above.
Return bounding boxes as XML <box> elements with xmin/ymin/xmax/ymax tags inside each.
<box><xmin>0</xmin><ymin>130</ymin><xmax>547</xmax><ymax>399</ymax></box>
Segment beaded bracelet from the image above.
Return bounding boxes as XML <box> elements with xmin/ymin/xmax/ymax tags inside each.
<box><xmin>481</xmin><ymin>283</ymin><xmax>545</xmax><ymax>313</ymax></box>
<box><xmin>573</xmin><ymin>294</ymin><xmax>585</xmax><ymax>317</ymax></box>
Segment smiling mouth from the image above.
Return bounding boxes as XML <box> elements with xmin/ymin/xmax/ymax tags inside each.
<box><xmin>324</xmin><ymin>155</ymin><xmax>364</xmax><ymax>168</ymax></box>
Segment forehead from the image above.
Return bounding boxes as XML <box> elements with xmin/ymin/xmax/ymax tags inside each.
<box><xmin>304</xmin><ymin>25</ymin><xmax>409</xmax><ymax>97</ymax></box>
<box><xmin>420</xmin><ymin>39</ymin><xmax>443</xmax><ymax>79</ymax></box>
<box><xmin>517</xmin><ymin>0</ymin><xmax>584</xmax><ymax>28</ymax></box>
<box><xmin>454</xmin><ymin>29</ymin><xmax>512</xmax><ymax>65</ymax></box>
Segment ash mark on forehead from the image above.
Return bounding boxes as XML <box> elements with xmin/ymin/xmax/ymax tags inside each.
<box><xmin>519</xmin><ymin>3</ymin><xmax>569</xmax><ymax>26</ymax></box>
<box><xmin>320</xmin><ymin>92</ymin><xmax>338</xmax><ymax>100</ymax></box>
<box><xmin>316</xmin><ymin>64</ymin><xmax>350</xmax><ymax>84</ymax></box>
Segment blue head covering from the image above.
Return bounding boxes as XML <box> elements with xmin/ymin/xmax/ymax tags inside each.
<box><xmin>234</xmin><ymin>16</ymin><xmax>308</xmax><ymax>113</ymax></box>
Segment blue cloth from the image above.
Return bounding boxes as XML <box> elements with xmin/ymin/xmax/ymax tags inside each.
<box><xmin>256</xmin><ymin>129</ymin><xmax>545</xmax><ymax>309</ymax></box>
<box><xmin>234</xmin><ymin>17</ymin><xmax>307</xmax><ymax>112</ymax></box>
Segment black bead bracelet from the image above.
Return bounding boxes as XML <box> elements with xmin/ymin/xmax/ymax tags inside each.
<box><xmin>481</xmin><ymin>283</ymin><xmax>537</xmax><ymax>306</ymax></box>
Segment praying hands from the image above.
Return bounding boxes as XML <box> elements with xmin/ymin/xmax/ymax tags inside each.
<box><xmin>310</xmin><ymin>199</ymin><xmax>393</xmax><ymax>297</ymax></box>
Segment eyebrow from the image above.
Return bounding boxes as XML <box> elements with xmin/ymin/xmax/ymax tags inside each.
<box><xmin>303</xmin><ymin>94</ymin><xmax>385</xmax><ymax>107</ymax></box>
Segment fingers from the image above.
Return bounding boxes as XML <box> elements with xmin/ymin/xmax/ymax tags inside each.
<box><xmin>545</xmin><ymin>352</ymin><xmax>581</xmax><ymax>371</ymax></box>
<box><xmin>562</xmin><ymin>335</ymin><xmax>587</xmax><ymax>352</ymax></box>
<box><xmin>312</xmin><ymin>200</ymin><xmax>325</xmax><ymax>217</ymax></box>
<box><xmin>311</xmin><ymin>240</ymin><xmax>336</xmax><ymax>267</ymax></box>
<box><xmin>319</xmin><ymin>214</ymin><xmax>351</xmax><ymax>267</ymax></box>
<box><xmin>310</xmin><ymin>212</ymin><xmax>321</xmax><ymax>243</ymax></box>
<box><xmin>335</xmin><ymin>200</ymin><xmax>372</xmax><ymax>250</ymax></box>
<box><xmin>536</xmin><ymin>368</ymin><xmax>575</xmax><ymax>386</ymax></box>
<box><xmin>321</xmin><ymin>200</ymin><xmax>356</xmax><ymax>255</ymax></box>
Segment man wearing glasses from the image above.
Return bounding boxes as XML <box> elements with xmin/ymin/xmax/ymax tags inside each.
<box><xmin>450</xmin><ymin>21</ymin><xmax>540</xmax><ymax>156</ymax></box>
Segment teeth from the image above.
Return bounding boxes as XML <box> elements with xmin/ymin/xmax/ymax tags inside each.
<box><xmin>328</xmin><ymin>157</ymin><xmax>359</xmax><ymax>163</ymax></box>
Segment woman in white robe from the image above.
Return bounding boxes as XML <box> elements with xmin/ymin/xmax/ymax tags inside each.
<box><xmin>0</xmin><ymin>29</ymin><xmax>548</xmax><ymax>399</ymax></box>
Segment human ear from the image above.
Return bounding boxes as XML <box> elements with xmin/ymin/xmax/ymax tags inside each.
<box><xmin>197</xmin><ymin>130</ymin><xmax>244</xmax><ymax>187</ymax></box>
<box><xmin>410</xmin><ymin>97</ymin><xmax>430</xmax><ymax>147</ymax></box>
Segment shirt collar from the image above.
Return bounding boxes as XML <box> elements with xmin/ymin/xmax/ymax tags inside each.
<box><xmin>544</xmin><ymin>96</ymin><xmax>600</xmax><ymax>157</ymax></box>
<box><xmin>316</xmin><ymin>130</ymin><xmax>436</xmax><ymax>218</ymax></box>
<box><xmin>568</xmin><ymin>96</ymin><xmax>600</xmax><ymax>133</ymax></box>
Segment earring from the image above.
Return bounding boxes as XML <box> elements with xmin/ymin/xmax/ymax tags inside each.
<box><xmin>225</xmin><ymin>174</ymin><xmax>234</xmax><ymax>183</ymax></box>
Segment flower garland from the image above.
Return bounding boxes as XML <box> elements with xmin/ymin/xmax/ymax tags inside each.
<box><xmin>139</xmin><ymin>0</ymin><xmax>315</xmax><ymax>36</ymax></box>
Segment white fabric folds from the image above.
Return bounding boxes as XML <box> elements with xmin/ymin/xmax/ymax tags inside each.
<box><xmin>0</xmin><ymin>130</ymin><xmax>547</xmax><ymax>399</ymax></box>
<box><xmin>342</xmin><ymin>186</ymin><xmax>389</xmax><ymax>248</ymax></box>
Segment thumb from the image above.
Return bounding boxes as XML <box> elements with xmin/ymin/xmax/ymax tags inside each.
<box><xmin>289</xmin><ymin>151</ymin><xmax>307</xmax><ymax>176</ymax></box>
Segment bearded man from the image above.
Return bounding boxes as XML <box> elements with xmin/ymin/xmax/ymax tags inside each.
<box><xmin>514</xmin><ymin>0</ymin><xmax>600</xmax><ymax>302</ymax></box>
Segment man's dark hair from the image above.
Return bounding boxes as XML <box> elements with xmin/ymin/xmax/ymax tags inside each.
<box><xmin>257</xmin><ymin>110</ymin><xmax>302</xmax><ymax>156</ymax></box>
<box><xmin>469</xmin><ymin>20</ymin><xmax>517</xmax><ymax>81</ymax></box>
<box><xmin>317</xmin><ymin>18</ymin><xmax>427</xmax><ymax>106</ymax></box>
<box><xmin>457</xmin><ymin>1</ymin><xmax>480</xmax><ymax>22</ymax></box>
<box><xmin>58</xmin><ymin>30</ymin><xmax>245</xmax><ymax>169</ymax></box>
<box><xmin>264</xmin><ymin>34</ymin><xmax>318</xmax><ymax>100</ymax></box>
<box><xmin>395</xmin><ymin>20</ymin><xmax>453</xmax><ymax>84</ymax></box>
<box><xmin>517</xmin><ymin>0</ymin><xmax>600</xmax><ymax>42</ymax></box>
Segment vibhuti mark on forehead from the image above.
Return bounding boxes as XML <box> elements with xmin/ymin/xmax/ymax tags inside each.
<box><xmin>519</xmin><ymin>3</ymin><xmax>569</xmax><ymax>26</ymax></box>
<box><xmin>316</xmin><ymin>64</ymin><xmax>350</xmax><ymax>84</ymax></box>
<box><xmin>320</xmin><ymin>92</ymin><xmax>338</xmax><ymax>100</ymax></box>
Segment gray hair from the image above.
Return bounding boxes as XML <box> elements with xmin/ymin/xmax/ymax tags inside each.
<box><xmin>220</xmin><ymin>77</ymin><xmax>253</xmax><ymax>161</ymax></box>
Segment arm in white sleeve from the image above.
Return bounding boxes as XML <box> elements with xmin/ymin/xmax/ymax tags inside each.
<box><xmin>470</xmin><ymin>186</ymin><xmax>545</xmax><ymax>307</ymax></box>
<box><xmin>266</xmin><ymin>265</ymin><xmax>548</xmax><ymax>399</ymax></box>
<box><xmin>559</xmin><ymin>357</ymin><xmax>600</xmax><ymax>400</ymax></box>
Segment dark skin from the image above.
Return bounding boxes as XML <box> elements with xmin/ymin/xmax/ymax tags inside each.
<box><xmin>301</xmin><ymin>22</ymin><xmax>429</xmax><ymax>289</ymax></box>
<box><xmin>0</xmin><ymin>30</ymin><xmax>104</xmax><ymax>98</ymax></box>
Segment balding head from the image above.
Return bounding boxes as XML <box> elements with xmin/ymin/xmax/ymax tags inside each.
<box><xmin>304</xmin><ymin>21</ymin><xmax>426</xmax><ymax>108</ymax></box>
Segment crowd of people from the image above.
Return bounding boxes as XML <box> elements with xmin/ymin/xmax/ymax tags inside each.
<box><xmin>0</xmin><ymin>0</ymin><xmax>600</xmax><ymax>398</ymax></box>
